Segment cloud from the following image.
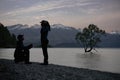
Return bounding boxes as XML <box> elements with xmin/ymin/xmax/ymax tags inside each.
<box><xmin>1</xmin><ymin>0</ymin><xmax>96</xmax><ymax>17</ymax></box>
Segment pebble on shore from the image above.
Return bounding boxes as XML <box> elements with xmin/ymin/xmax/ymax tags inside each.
<box><xmin>0</xmin><ymin>59</ymin><xmax>120</xmax><ymax>80</ymax></box>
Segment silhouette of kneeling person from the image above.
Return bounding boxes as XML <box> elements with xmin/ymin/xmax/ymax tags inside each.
<box><xmin>14</xmin><ymin>35</ymin><xmax>33</xmax><ymax>64</ymax></box>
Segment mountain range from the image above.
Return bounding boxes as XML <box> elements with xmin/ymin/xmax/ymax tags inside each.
<box><xmin>7</xmin><ymin>24</ymin><xmax>120</xmax><ymax>48</ymax></box>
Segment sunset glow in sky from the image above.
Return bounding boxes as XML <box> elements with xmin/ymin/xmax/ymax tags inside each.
<box><xmin>0</xmin><ymin>0</ymin><xmax>120</xmax><ymax>32</ymax></box>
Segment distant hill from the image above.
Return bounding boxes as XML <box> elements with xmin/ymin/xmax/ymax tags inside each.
<box><xmin>7</xmin><ymin>24</ymin><xmax>120</xmax><ymax>48</ymax></box>
<box><xmin>100</xmin><ymin>33</ymin><xmax>120</xmax><ymax>48</ymax></box>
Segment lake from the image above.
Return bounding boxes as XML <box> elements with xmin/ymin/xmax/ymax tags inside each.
<box><xmin>0</xmin><ymin>48</ymin><xmax>120</xmax><ymax>73</ymax></box>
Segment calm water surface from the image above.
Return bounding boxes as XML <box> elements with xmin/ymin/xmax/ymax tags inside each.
<box><xmin>0</xmin><ymin>48</ymin><xmax>120</xmax><ymax>73</ymax></box>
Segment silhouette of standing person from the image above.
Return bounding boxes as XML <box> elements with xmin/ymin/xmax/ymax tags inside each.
<box><xmin>40</xmin><ymin>20</ymin><xmax>50</xmax><ymax>65</ymax></box>
<box><xmin>14</xmin><ymin>35</ymin><xmax>33</xmax><ymax>64</ymax></box>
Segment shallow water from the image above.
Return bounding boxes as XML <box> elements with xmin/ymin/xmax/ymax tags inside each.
<box><xmin>0</xmin><ymin>48</ymin><xmax>120</xmax><ymax>73</ymax></box>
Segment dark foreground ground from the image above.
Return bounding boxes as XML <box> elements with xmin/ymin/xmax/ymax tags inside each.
<box><xmin>0</xmin><ymin>59</ymin><xmax>120</xmax><ymax>80</ymax></box>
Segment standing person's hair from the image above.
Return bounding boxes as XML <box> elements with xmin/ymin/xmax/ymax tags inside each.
<box><xmin>41</xmin><ymin>20</ymin><xmax>50</xmax><ymax>31</ymax></box>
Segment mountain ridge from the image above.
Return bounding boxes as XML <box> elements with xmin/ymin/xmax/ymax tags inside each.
<box><xmin>7</xmin><ymin>24</ymin><xmax>120</xmax><ymax>47</ymax></box>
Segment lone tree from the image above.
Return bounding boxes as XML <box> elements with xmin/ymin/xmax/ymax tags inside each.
<box><xmin>76</xmin><ymin>24</ymin><xmax>106</xmax><ymax>52</ymax></box>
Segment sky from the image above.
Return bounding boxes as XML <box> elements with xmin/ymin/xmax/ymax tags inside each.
<box><xmin>0</xmin><ymin>0</ymin><xmax>120</xmax><ymax>32</ymax></box>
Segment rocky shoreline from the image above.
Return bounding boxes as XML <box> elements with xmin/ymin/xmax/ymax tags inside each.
<box><xmin>0</xmin><ymin>59</ymin><xmax>120</xmax><ymax>80</ymax></box>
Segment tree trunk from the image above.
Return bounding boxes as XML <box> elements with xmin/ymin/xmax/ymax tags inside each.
<box><xmin>85</xmin><ymin>47</ymin><xmax>93</xmax><ymax>52</ymax></box>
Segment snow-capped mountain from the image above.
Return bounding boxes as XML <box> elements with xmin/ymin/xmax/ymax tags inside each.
<box><xmin>7</xmin><ymin>24</ymin><xmax>29</xmax><ymax>30</ymax></box>
<box><xmin>7</xmin><ymin>24</ymin><xmax>120</xmax><ymax>47</ymax></box>
<box><xmin>52</xmin><ymin>24</ymin><xmax>74</xmax><ymax>30</ymax></box>
<box><xmin>7</xmin><ymin>24</ymin><xmax>79</xmax><ymax>47</ymax></box>
<box><xmin>110</xmin><ymin>31</ymin><xmax>120</xmax><ymax>35</ymax></box>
